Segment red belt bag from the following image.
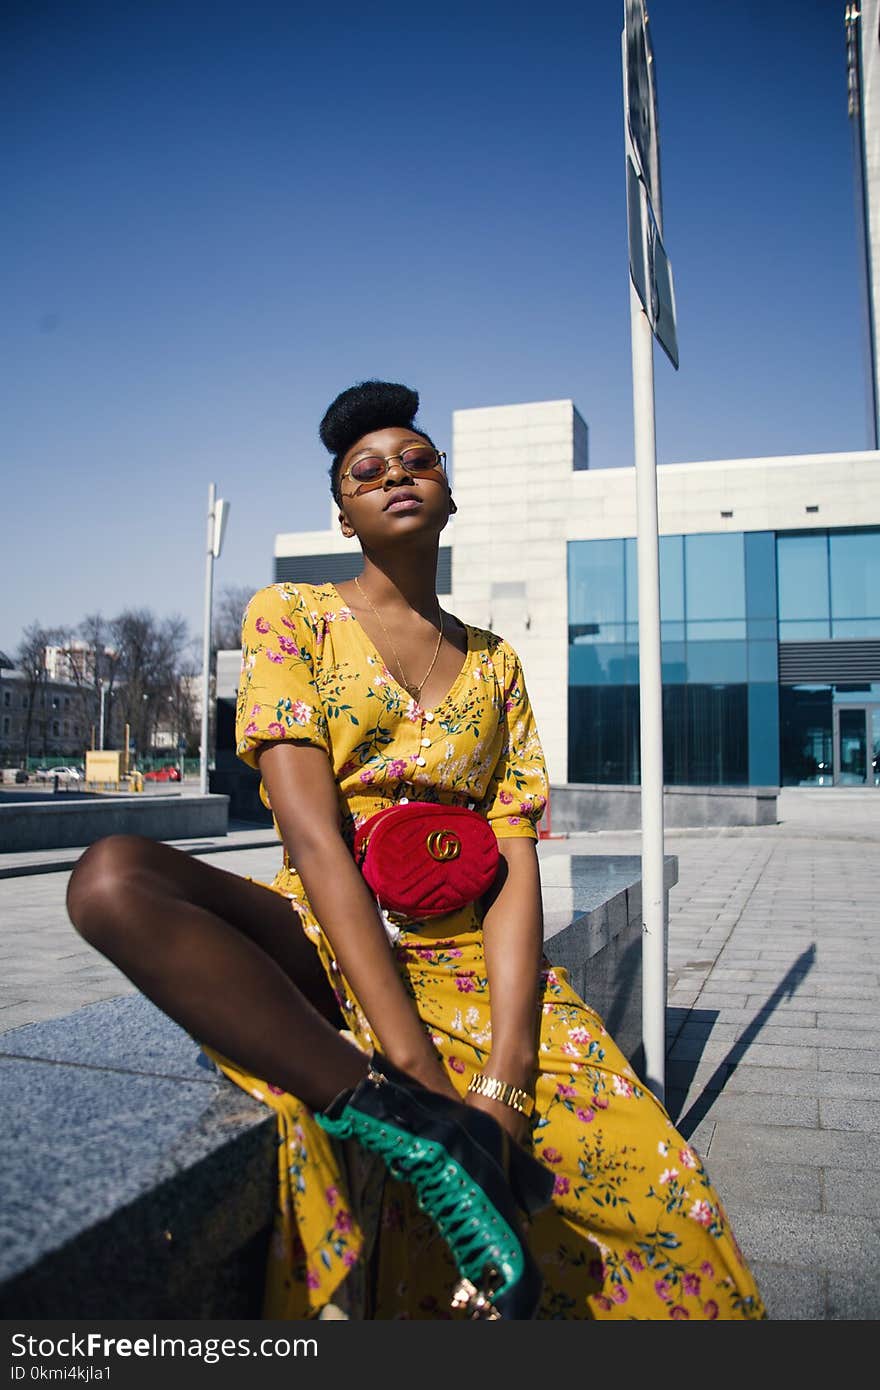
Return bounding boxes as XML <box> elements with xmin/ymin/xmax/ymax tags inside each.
<box><xmin>353</xmin><ymin>802</ymin><xmax>500</xmax><ymax>919</ymax></box>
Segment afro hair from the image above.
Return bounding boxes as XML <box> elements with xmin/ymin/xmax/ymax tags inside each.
<box><xmin>321</xmin><ymin>380</ymin><xmax>435</xmax><ymax>503</ymax></box>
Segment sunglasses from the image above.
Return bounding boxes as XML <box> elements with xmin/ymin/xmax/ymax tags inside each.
<box><xmin>339</xmin><ymin>445</ymin><xmax>448</xmax><ymax>496</ymax></box>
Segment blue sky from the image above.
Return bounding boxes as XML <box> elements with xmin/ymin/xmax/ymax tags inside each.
<box><xmin>1</xmin><ymin>0</ymin><xmax>867</xmax><ymax>659</ymax></box>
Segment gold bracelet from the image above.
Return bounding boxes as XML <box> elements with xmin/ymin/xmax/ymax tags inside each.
<box><xmin>466</xmin><ymin>1073</ymin><xmax>535</xmax><ymax>1118</ymax></box>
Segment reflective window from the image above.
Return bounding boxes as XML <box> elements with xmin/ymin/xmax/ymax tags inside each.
<box><xmin>568</xmin><ymin>686</ymin><xmax>640</xmax><ymax>784</ymax></box>
<box><xmin>567</xmin><ymin>683</ymin><xmax>750</xmax><ymax>785</ymax></box>
<box><xmin>660</xmin><ymin>685</ymin><xmax>749</xmax><ymax>784</ymax></box>
<box><xmin>831</xmin><ymin>617</ymin><xmax>880</xmax><ymax>639</ymax></box>
<box><xmin>779</xmin><ymin>686</ymin><xmax>832</xmax><ymax>786</ymax></box>
<box><xmin>624</xmin><ymin>538</ymin><xmax>638</xmax><ymax>625</ymax></box>
<box><xmin>833</xmin><ymin>683</ymin><xmax>880</xmax><ymax>703</ymax></box>
<box><xmin>748</xmin><ymin>683</ymin><xmax>779</xmax><ymax>784</ymax></box>
<box><xmin>570</xmin><ymin>643</ymin><xmax>636</xmax><ymax>686</ymax></box>
<box><xmin>685</xmin><ymin>533</ymin><xmax>745</xmax><ymax>621</ymax></box>
<box><xmin>659</xmin><ymin>535</ymin><xmax>685</xmax><ymax>621</ymax></box>
<box><xmin>569</xmin><ymin>535</ymin><xmax>765</xmax><ymax>785</ymax></box>
<box><xmin>779</xmin><ymin>619</ymin><xmax>831</xmax><ymax>641</ymax></box>
<box><xmin>829</xmin><ymin>530</ymin><xmax>880</xmax><ymax>619</ymax></box>
<box><xmin>777</xmin><ymin>533</ymin><xmax>829</xmax><ymax>622</ymax></box>
<box><xmin>686</xmin><ymin>641</ymin><xmax>748</xmax><ymax>684</ymax></box>
<box><xmin>686</xmin><ymin>620</ymin><xmax>747</xmax><ymax>641</ymax></box>
<box><xmin>568</xmin><ymin>539</ymin><xmax>624</xmax><ymax>641</ymax></box>
<box><xmin>661</xmin><ymin>642</ymin><xmax>687</xmax><ymax>683</ymax></box>
<box><xmin>838</xmin><ymin>707</ymin><xmax>867</xmax><ymax>783</ymax></box>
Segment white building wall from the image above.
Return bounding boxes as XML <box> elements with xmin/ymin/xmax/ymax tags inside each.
<box><xmin>449</xmin><ymin>401</ymin><xmax>585</xmax><ymax>782</ymax></box>
<box><xmin>568</xmin><ymin>450</ymin><xmax>880</xmax><ymax>539</ymax></box>
<box><xmin>274</xmin><ymin>523</ymin><xmax>362</xmax><ymax>568</ymax></box>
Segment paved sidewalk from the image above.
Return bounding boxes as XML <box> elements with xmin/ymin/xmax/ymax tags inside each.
<box><xmin>1</xmin><ymin>788</ymin><xmax>878</xmax><ymax>1319</ymax></box>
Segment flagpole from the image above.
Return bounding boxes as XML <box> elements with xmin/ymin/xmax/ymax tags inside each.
<box><xmin>199</xmin><ymin>483</ymin><xmax>216</xmax><ymax>797</ymax></box>
<box><xmin>629</xmin><ymin>279</ymin><xmax>667</xmax><ymax>1103</ymax></box>
<box><xmin>623</xmin><ymin>2</ymin><xmax>670</xmax><ymax>1103</ymax></box>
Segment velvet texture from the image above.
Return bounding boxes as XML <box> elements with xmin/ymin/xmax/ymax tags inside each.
<box><xmin>354</xmin><ymin>803</ymin><xmax>500</xmax><ymax>918</ymax></box>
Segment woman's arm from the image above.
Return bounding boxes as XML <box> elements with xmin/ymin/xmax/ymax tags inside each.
<box><xmin>467</xmin><ymin>837</ymin><xmax>544</xmax><ymax>1142</ymax></box>
<box><xmin>257</xmin><ymin>740</ymin><xmax>459</xmax><ymax>1099</ymax></box>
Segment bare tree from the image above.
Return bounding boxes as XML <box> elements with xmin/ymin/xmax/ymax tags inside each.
<box><xmin>212</xmin><ymin>583</ymin><xmax>255</xmax><ymax>653</ymax></box>
<box><xmin>108</xmin><ymin>610</ymin><xmax>190</xmax><ymax>762</ymax></box>
<box><xmin>78</xmin><ymin>613</ymin><xmax>122</xmax><ymax>749</ymax></box>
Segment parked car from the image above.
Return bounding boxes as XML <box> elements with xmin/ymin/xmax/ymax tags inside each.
<box><xmin>143</xmin><ymin>764</ymin><xmax>182</xmax><ymax>782</ymax></box>
<box><xmin>36</xmin><ymin>766</ymin><xmax>82</xmax><ymax>781</ymax></box>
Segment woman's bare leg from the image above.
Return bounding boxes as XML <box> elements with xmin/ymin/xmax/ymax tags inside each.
<box><xmin>65</xmin><ymin>834</ymin><xmax>368</xmax><ymax>1110</ymax></box>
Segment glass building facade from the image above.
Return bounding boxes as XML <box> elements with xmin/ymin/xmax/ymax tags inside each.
<box><xmin>568</xmin><ymin>527</ymin><xmax>880</xmax><ymax>787</ymax></box>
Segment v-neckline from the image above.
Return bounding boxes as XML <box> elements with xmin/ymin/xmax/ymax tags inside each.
<box><xmin>328</xmin><ymin>582</ymin><xmax>472</xmax><ymax>712</ymax></box>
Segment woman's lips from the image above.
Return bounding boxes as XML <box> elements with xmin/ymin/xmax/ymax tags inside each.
<box><xmin>385</xmin><ymin>495</ymin><xmax>422</xmax><ymax>511</ymax></box>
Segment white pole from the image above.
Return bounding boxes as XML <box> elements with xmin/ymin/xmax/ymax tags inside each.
<box><xmin>629</xmin><ymin>280</ymin><xmax>667</xmax><ymax>1103</ymax></box>
<box><xmin>200</xmin><ymin>483</ymin><xmax>216</xmax><ymax>796</ymax></box>
<box><xmin>98</xmin><ymin>681</ymin><xmax>105</xmax><ymax>751</ymax></box>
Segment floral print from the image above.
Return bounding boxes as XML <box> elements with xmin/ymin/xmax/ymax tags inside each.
<box><xmin>235</xmin><ymin>583</ymin><xmax>547</xmax><ymax>847</ymax></box>
<box><xmin>200</xmin><ymin>582</ymin><xmax>765</xmax><ymax>1321</ymax></box>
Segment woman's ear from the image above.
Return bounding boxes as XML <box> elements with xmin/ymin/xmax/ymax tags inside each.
<box><xmin>339</xmin><ymin>509</ymin><xmax>356</xmax><ymax>538</ymax></box>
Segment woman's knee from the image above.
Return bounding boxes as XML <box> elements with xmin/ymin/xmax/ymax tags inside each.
<box><xmin>66</xmin><ymin>834</ymin><xmax>156</xmax><ymax>946</ymax></box>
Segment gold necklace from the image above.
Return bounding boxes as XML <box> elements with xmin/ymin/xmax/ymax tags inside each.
<box><xmin>354</xmin><ymin>576</ymin><xmax>444</xmax><ymax>702</ymax></box>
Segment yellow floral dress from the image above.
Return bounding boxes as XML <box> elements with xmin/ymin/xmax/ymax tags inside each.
<box><xmin>202</xmin><ymin>581</ymin><xmax>766</xmax><ymax>1321</ymax></box>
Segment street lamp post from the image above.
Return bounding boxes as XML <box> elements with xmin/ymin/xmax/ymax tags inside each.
<box><xmin>200</xmin><ymin>483</ymin><xmax>229</xmax><ymax>795</ymax></box>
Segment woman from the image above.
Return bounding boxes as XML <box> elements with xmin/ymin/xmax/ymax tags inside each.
<box><xmin>66</xmin><ymin>380</ymin><xmax>766</xmax><ymax>1321</ymax></box>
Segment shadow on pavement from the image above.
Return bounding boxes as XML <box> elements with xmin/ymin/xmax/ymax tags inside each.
<box><xmin>669</xmin><ymin>943</ymin><xmax>817</xmax><ymax>1139</ymax></box>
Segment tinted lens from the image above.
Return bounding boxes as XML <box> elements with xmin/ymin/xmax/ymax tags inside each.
<box><xmin>400</xmin><ymin>447</ymin><xmax>439</xmax><ymax>472</ymax></box>
<box><xmin>350</xmin><ymin>455</ymin><xmax>387</xmax><ymax>482</ymax></box>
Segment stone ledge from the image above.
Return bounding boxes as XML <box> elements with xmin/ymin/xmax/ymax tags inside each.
<box><xmin>0</xmin><ymin>794</ymin><xmax>230</xmax><ymax>853</ymax></box>
<box><xmin>550</xmin><ymin>783</ymin><xmax>778</xmax><ymax>830</ymax></box>
<box><xmin>0</xmin><ymin>996</ymin><xmax>273</xmax><ymax>1318</ymax></box>
<box><xmin>0</xmin><ymin>853</ymin><xmax>675</xmax><ymax>1317</ymax></box>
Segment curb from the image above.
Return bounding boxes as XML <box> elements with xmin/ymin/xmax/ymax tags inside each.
<box><xmin>0</xmin><ymin>837</ymin><xmax>281</xmax><ymax>880</ymax></box>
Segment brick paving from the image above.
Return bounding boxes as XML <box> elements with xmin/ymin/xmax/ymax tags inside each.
<box><xmin>1</xmin><ymin>787</ymin><xmax>878</xmax><ymax>1319</ymax></box>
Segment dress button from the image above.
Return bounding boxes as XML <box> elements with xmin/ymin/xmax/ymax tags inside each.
<box><xmin>415</xmin><ymin>757</ymin><xmax>426</xmax><ymax>766</ymax></box>
<box><xmin>420</xmin><ymin>738</ymin><xmax>431</xmax><ymax>748</ymax></box>
<box><xmin>423</xmin><ymin>711</ymin><xmax>434</xmax><ymax>722</ymax></box>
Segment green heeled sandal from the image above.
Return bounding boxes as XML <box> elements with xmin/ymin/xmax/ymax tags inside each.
<box><xmin>315</xmin><ymin>1054</ymin><xmax>554</xmax><ymax>1319</ymax></box>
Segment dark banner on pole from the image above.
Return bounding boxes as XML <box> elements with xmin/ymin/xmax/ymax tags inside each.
<box><xmin>623</xmin><ymin>2</ymin><xmax>679</xmax><ymax>369</ymax></box>
<box><xmin>624</xmin><ymin>0</ymin><xmax>663</xmax><ymax>228</ymax></box>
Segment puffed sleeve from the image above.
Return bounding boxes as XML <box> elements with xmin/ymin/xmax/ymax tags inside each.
<box><xmin>235</xmin><ymin>583</ymin><xmax>330</xmax><ymax>768</ymax></box>
<box><xmin>480</xmin><ymin>640</ymin><xmax>549</xmax><ymax>840</ymax></box>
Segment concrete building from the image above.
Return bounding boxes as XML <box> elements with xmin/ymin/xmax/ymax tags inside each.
<box><xmin>272</xmin><ymin>403</ymin><xmax>880</xmax><ymax>792</ymax></box>
<box><xmin>0</xmin><ymin>669</ymin><xmax>91</xmax><ymax>765</ymax></box>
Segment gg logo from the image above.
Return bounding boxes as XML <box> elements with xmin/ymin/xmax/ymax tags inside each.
<box><xmin>426</xmin><ymin>830</ymin><xmax>461</xmax><ymax>861</ymax></box>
